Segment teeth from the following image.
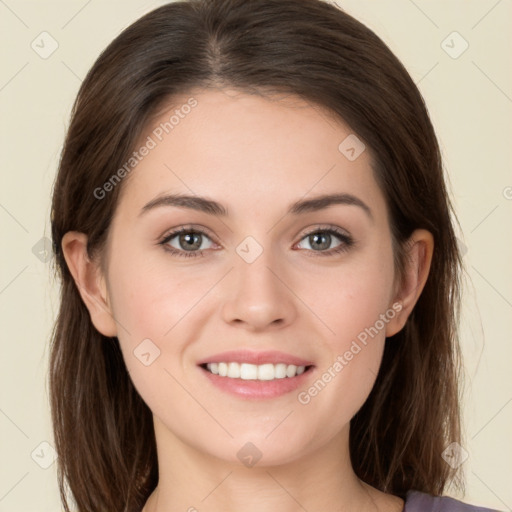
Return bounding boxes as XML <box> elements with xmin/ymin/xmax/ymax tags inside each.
<box><xmin>205</xmin><ymin>362</ymin><xmax>307</xmax><ymax>380</ymax></box>
<box><xmin>228</xmin><ymin>362</ymin><xmax>240</xmax><ymax>378</ymax></box>
<box><xmin>241</xmin><ymin>363</ymin><xmax>258</xmax><ymax>380</ymax></box>
<box><xmin>218</xmin><ymin>362</ymin><xmax>227</xmax><ymax>376</ymax></box>
<box><xmin>286</xmin><ymin>364</ymin><xmax>297</xmax><ymax>378</ymax></box>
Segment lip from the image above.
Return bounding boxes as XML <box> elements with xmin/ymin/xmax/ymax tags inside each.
<box><xmin>196</xmin><ymin>349</ymin><xmax>313</xmax><ymax>367</ymax></box>
<box><xmin>197</xmin><ymin>349</ymin><xmax>316</xmax><ymax>400</ymax></box>
<box><xmin>199</xmin><ymin>364</ymin><xmax>315</xmax><ymax>399</ymax></box>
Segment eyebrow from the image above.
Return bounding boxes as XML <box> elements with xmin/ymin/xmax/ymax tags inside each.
<box><xmin>139</xmin><ymin>192</ymin><xmax>373</xmax><ymax>221</ymax></box>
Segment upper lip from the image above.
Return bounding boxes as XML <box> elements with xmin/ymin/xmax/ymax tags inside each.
<box><xmin>197</xmin><ymin>349</ymin><xmax>314</xmax><ymax>367</ymax></box>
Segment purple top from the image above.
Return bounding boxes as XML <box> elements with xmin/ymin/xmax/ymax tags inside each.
<box><xmin>404</xmin><ymin>490</ymin><xmax>504</xmax><ymax>512</ymax></box>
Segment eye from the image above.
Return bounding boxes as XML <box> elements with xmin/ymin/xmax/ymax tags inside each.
<box><xmin>159</xmin><ymin>225</ymin><xmax>354</xmax><ymax>258</ymax></box>
<box><xmin>295</xmin><ymin>227</ymin><xmax>354</xmax><ymax>256</ymax></box>
<box><xmin>159</xmin><ymin>227</ymin><xmax>216</xmax><ymax>258</ymax></box>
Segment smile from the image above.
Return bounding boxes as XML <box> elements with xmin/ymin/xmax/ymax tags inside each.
<box><xmin>203</xmin><ymin>362</ymin><xmax>310</xmax><ymax>380</ymax></box>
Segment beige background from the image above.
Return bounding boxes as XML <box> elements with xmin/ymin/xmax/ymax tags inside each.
<box><xmin>1</xmin><ymin>0</ymin><xmax>511</xmax><ymax>511</ymax></box>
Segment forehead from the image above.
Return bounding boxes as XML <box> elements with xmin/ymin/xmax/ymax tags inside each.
<box><xmin>116</xmin><ymin>87</ymin><xmax>386</xmax><ymax>221</ymax></box>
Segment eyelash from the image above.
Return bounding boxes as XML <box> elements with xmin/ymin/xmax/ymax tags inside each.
<box><xmin>158</xmin><ymin>225</ymin><xmax>354</xmax><ymax>259</ymax></box>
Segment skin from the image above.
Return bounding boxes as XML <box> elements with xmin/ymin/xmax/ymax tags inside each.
<box><xmin>62</xmin><ymin>88</ymin><xmax>433</xmax><ymax>512</ymax></box>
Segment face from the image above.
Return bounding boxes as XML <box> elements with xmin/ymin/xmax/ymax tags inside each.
<box><xmin>98</xmin><ymin>88</ymin><xmax>403</xmax><ymax>465</ymax></box>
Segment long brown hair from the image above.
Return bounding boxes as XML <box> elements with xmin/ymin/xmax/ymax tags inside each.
<box><xmin>49</xmin><ymin>0</ymin><xmax>465</xmax><ymax>510</ymax></box>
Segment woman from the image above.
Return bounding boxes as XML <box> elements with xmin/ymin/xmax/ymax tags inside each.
<box><xmin>49</xmin><ymin>0</ymin><xmax>502</xmax><ymax>510</ymax></box>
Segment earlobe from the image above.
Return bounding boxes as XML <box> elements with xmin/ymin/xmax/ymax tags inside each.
<box><xmin>385</xmin><ymin>229</ymin><xmax>434</xmax><ymax>337</ymax></box>
<box><xmin>61</xmin><ymin>231</ymin><xmax>118</xmax><ymax>337</ymax></box>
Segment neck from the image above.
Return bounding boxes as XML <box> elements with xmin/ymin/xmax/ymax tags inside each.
<box><xmin>142</xmin><ymin>417</ymin><xmax>404</xmax><ymax>512</ymax></box>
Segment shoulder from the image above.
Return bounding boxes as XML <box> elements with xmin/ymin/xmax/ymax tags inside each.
<box><xmin>404</xmin><ymin>490</ymin><xmax>504</xmax><ymax>512</ymax></box>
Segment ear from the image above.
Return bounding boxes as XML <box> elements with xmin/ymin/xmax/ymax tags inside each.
<box><xmin>385</xmin><ymin>229</ymin><xmax>434</xmax><ymax>337</ymax></box>
<box><xmin>61</xmin><ymin>231</ymin><xmax>118</xmax><ymax>337</ymax></box>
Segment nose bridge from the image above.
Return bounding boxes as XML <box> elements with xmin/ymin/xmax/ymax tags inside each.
<box><xmin>221</xmin><ymin>235</ymin><xmax>296</xmax><ymax>330</ymax></box>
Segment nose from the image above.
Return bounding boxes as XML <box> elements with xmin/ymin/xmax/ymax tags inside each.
<box><xmin>221</xmin><ymin>248</ymin><xmax>297</xmax><ymax>332</ymax></box>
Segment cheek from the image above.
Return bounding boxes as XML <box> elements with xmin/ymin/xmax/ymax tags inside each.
<box><xmin>295</xmin><ymin>237</ymin><xmax>395</xmax><ymax>422</ymax></box>
<box><xmin>306</xmin><ymin>236</ymin><xmax>395</xmax><ymax>351</ymax></box>
<box><xmin>105</xmin><ymin>253</ymin><xmax>213</xmax><ymax>413</ymax></box>
<box><xmin>107</xmin><ymin>243</ymin><xmax>213</xmax><ymax>339</ymax></box>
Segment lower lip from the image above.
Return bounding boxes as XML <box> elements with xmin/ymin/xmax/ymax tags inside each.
<box><xmin>199</xmin><ymin>365</ymin><xmax>315</xmax><ymax>399</ymax></box>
